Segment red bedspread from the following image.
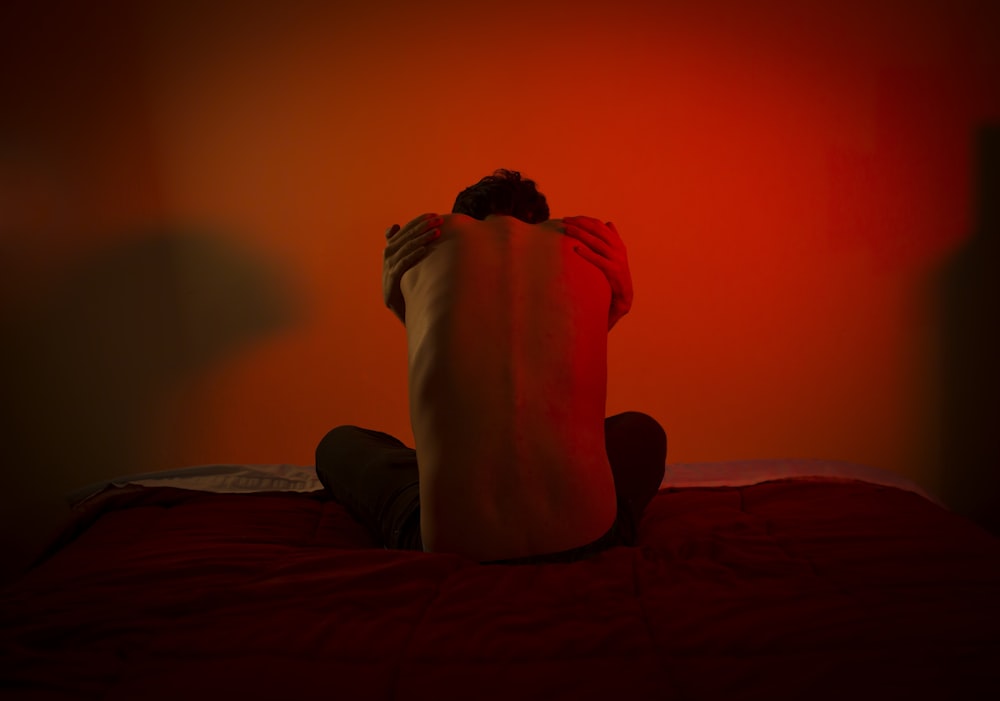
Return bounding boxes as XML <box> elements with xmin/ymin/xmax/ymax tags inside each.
<box><xmin>2</xmin><ymin>479</ymin><xmax>999</xmax><ymax>700</ymax></box>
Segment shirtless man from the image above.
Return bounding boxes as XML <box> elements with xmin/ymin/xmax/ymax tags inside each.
<box><xmin>316</xmin><ymin>170</ymin><xmax>666</xmax><ymax>564</ymax></box>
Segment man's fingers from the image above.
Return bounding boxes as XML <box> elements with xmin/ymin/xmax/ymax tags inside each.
<box><xmin>405</xmin><ymin>212</ymin><xmax>438</xmax><ymax>226</ymax></box>
<box><xmin>565</xmin><ymin>217</ymin><xmax>613</xmax><ymax>247</ymax></box>
<box><xmin>388</xmin><ymin>228</ymin><xmax>440</xmax><ymax>266</ymax></box>
<box><xmin>400</xmin><ymin>215</ymin><xmax>442</xmax><ymax>242</ymax></box>
<box><xmin>396</xmin><ymin>237</ymin><xmax>426</xmax><ymax>262</ymax></box>
<box><xmin>575</xmin><ymin>245</ymin><xmax>627</xmax><ymax>298</ymax></box>
<box><xmin>386</xmin><ymin>213</ymin><xmax>437</xmax><ymax>248</ymax></box>
<box><xmin>565</xmin><ymin>214</ymin><xmax>605</xmax><ymax>228</ymax></box>
<box><xmin>573</xmin><ymin>244</ymin><xmax>611</xmax><ymax>271</ymax></box>
<box><xmin>401</xmin><ymin>212</ymin><xmax>439</xmax><ymax>232</ymax></box>
<box><xmin>397</xmin><ymin>243</ymin><xmax>431</xmax><ymax>272</ymax></box>
<box><xmin>564</xmin><ymin>224</ymin><xmax>613</xmax><ymax>258</ymax></box>
<box><xmin>385</xmin><ymin>217</ymin><xmax>440</xmax><ymax>257</ymax></box>
<box><xmin>565</xmin><ymin>216</ymin><xmax>623</xmax><ymax>247</ymax></box>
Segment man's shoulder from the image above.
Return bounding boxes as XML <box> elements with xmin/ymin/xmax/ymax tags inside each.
<box><xmin>440</xmin><ymin>214</ymin><xmax>566</xmax><ymax>233</ymax></box>
<box><xmin>441</xmin><ymin>213</ymin><xmax>565</xmax><ymax>223</ymax></box>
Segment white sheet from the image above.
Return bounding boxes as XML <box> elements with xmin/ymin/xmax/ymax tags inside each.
<box><xmin>68</xmin><ymin>464</ymin><xmax>322</xmax><ymax>505</ymax></box>
<box><xmin>662</xmin><ymin>459</ymin><xmax>943</xmax><ymax>506</ymax></box>
<box><xmin>68</xmin><ymin>459</ymin><xmax>942</xmax><ymax>507</ymax></box>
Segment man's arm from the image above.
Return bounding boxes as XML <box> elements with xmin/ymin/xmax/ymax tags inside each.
<box><xmin>560</xmin><ymin>216</ymin><xmax>634</xmax><ymax>330</ymax></box>
<box><xmin>382</xmin><ymin>212</ymin><xmax>444</xmax><ymax>324</ymax></box>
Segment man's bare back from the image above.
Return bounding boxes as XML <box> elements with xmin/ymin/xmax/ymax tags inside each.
<box><xmin>400</xmin><ymin>214</ymin><xmax>617</xmax><ymax>561</ymax></box>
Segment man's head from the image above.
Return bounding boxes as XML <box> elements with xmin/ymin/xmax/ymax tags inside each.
<box><xmin>451</xmin><ymin>169</ymin><xmax>550</xmax><ymax>224</ymax></box>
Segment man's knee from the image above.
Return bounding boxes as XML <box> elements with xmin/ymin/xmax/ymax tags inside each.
<box><xmin>316</xmin><ymin>425</ymin><xmax>411</xmax><ymax>469</ymax></box>
<box><xmin>606</xmin><ymin>412</ymin><xmax>667</xmax><ymax>454</ymax></box>
<box><xmin>316</xmin><ymin>425</ymin><xmax>364</xmax><ymax>462</ymax></box>
<box><xmin>320</xmin><ymin>424</ymin><xmax>365</xmax><ymax>443</ymax></box>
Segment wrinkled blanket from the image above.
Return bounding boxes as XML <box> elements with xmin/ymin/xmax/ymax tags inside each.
<box><xmin>2</xmin><ymin>478</ymin><xmax>999</xmax><ymax>700</ymax></box>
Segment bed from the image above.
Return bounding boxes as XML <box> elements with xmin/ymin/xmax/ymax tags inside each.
<box><xmin>2</xmin><ymin>459</ymin><xmax>998</xmax><ymax>700</ymax></box>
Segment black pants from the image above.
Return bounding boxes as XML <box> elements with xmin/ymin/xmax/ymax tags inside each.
<box><xmin>315</xmin><ymin>412</ymin><xmax>666</xmax><ymax>563</ymax></box>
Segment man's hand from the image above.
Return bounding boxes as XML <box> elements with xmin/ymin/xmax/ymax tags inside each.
<box><xmin>561</xmin><ymin>216</ymin><xmax>633</xmax><ymax>330</ymax></box>
<box><xmin>383</xmin><ymin>212</ymin><xmax>443</xmax><ymax>324</ymax></box>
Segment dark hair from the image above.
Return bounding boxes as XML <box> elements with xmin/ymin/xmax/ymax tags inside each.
<box><xmin>451</xmin><ymin>169</ymin><xmax>550</xmax><ymax>224</ymax></box>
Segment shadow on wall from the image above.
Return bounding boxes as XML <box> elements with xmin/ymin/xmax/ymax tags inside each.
<box><xmin>0</xmin><ymin>227</ymin><xmax>302</xmax><ymax>582</ymax></box>
<box><xmin>936</xmin><ymin>124</ymin><xmax>1000</xmax><ymax>534</ymax></box>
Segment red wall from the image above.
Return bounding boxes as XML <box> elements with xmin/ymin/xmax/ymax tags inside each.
<box><xmin>2</xmin><ymin>0</ymin><xmax>997</xmax><ymax>578</ymax></box>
